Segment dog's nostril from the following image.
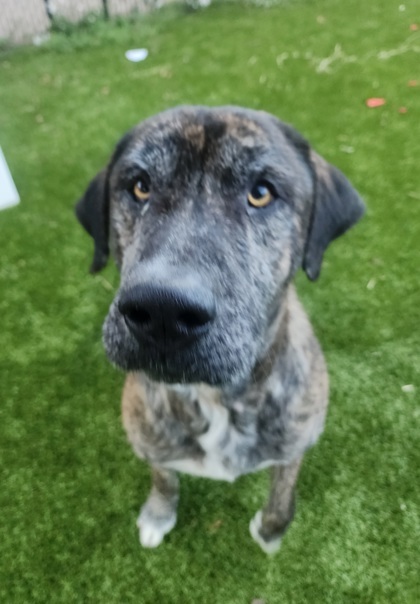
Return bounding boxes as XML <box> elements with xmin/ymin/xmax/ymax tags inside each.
<box><xmin>118</xmin><ymin>299</ymin><xmax>152</xmax><ymax>327</ymax></box>
<box><xmin>177</xmin><ymin>309</ymin><xmax>211</xmax><ymax>329</ymax></box>
<box><xmin>125</xmin><ymin>307</ymin><xmax>151</xmax><ymax>325</ymax></box>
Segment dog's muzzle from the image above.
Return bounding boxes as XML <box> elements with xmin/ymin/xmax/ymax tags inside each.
<box><xmin>118</xmin><ymin>279</ymin><xmax>216</xmax><ymax>350</ymax></box>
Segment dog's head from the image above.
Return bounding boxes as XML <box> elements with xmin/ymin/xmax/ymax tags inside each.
<box><xmin>76</xmin><ymin>106</ymin><xmax>364</xmax><ymax>386</ymax></box>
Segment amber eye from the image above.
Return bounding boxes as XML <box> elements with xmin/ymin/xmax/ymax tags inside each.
<box><xmin>133</xmin><ymin>178</ymin><xmax>150</xmax><ymax>202</ymax></box>
<box><xmin>247</xmin><ymin>182</ymin><xmax>274</xmax><ymax>208</ymax></box>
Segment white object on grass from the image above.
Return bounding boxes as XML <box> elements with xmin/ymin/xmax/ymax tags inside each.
<box><xmin>0</xmin><ymin>147</ymin><xmax>20</xmax><ymax>210</ymax></box>
<box><xmin>125</xmin><ymin>49</ymin><xmax>149</xmax><ymax>63</ymax></box>
<box><xmin>401</xmin><ymin>384</ymin><xmax>415</xmax><ymax>393</ymax></box>
<box><xmin>187</xmin><ymin>0</ymin><xmax>212</xmax><ymax>6</ymax></box>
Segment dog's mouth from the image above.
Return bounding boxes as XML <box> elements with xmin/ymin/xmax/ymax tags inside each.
<box><xmin>136</xmin><ymin>357</ymin><xmax>199</xmax><ymax>385</ymax></box>
<box><xmin>106</xmin><ymin>338</ymin><xmax>228</xmax><ymax>386</ymax></box>
<box><xmin>125</xmin><ymin>340</ymin><xmax>201</xmax><ymax>384</ymax></box>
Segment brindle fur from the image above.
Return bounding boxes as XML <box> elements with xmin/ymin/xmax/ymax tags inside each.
<box><xmin>76</xmin><ymin>106</ymin><xmax>364</xmax><ymax>553</ymax></box>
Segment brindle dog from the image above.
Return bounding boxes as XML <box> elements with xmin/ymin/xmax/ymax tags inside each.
<box><xmin>76</xmin><ymin>106</ymin><xmax>364</xmax><ymax>553</ymax></box>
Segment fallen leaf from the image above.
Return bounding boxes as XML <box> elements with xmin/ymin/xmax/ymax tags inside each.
<box><xmin>408</xmin><ymin>80</ymin><xmax>419</xmax><ymax>87</ymax></box>
<box><xmin>398</xmin><ymin>106</ymin><xmax>408</xmax><ymax>114</ymax></box>
<box><xmin>366</xmin><ymin>98</ymin><xmax>386</xmax><ymax>108</ymax></box>
<box><xmin>94</xmin><ymin>275</ymin><xmax>114</xmax><ymax>292</ymax></box>
<box><xmin>409</xmin><ymin>23</ymin><xmax>419</xmax><ymax>31</ymax></box>
<box><xmin>209</xmin><ymin>519</ymin><xmax>223</xmax><ymax>531</ymax></box>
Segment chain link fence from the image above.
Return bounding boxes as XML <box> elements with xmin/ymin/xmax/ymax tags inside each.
<box><xmin>0</xmin><ymin>0</ymin><xmax>171</xmax><ymax>44</ymax></box>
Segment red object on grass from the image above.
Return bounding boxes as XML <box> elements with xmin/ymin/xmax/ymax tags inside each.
<box><xmin>398</xmin><ymin>107</ymin><xmax>408</xmax><ymax>114</ymax></box>
<box><xmin>409</xmin><ymin>23</ymin><xmax>419</xmax><ymax>31</ymax></box>
<box><xmin>366</xmin><ymin>98</ymin><xmax>386</xmax><ymax>108</ymax></box>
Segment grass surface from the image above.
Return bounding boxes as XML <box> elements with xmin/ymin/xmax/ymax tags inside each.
<box><xmin>1</xmin><ymin>1</ymin><xmax>419</xmax><ymax>602</ymax></box>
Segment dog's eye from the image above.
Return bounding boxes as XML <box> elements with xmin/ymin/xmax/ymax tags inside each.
<box><xmin>247</xmin><ymin>182</ymin><xmax>274</xmax><ymax>208</ymax></box>
<box><xmin>133</xmin><ymin>178</ymin><xmax>150</xmax><ymax>202</ymax></box>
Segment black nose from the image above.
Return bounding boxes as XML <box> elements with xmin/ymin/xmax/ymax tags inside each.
<box><xmin>118</xmin><ymin>282</ymin><xmax>216</xmax><ymax>347</ymax></box>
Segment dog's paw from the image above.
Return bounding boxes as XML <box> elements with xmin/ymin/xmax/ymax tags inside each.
<box><xmin>136</xmin><ymin>507</ymin><xmax>177</xmax><ymax>548</ymax></box>
<box><xmin>249</xmin><ymin>510</ymin><xmax>282</xmax><ymax>555</ymax></box>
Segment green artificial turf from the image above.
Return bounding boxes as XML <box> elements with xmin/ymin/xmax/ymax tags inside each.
<box><xmin>1</xmin><ymin>1</ymin><xmax>419</xmax><ymax>602</ymax></box>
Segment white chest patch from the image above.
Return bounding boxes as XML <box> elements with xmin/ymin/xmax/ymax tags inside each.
<box><xmin>162</xmin><ymin>400</ymin><xmax>240</xmax><ymax>482</ymax></box>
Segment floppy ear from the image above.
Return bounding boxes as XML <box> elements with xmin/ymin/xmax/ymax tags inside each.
<box><xmin>75</xmin><ymin>169</ymin><xmax>109</xmax><ymax>273</ymax></box>
<box><xmin>303</xmin><ymin>151</ymin><xmax>365</xmax><ymax>281</ymax></box>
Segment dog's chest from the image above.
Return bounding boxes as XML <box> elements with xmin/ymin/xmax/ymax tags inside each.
<box><xmin>161</xmin><ymin>388</ymin><xmax>260</xmax><ymax>482</ymax></box>
<box><xmin>162</xmin><ymin>401</ymin><xmax>237</xmax><ymax>481</ymax></box>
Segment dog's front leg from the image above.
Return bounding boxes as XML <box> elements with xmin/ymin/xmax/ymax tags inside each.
<box><xmin>137</xmin><ymin>466</ymin><xmax>179</xmax><ymax>548</ymax></box>
<box><xmin>249</xmin><ymin>457</ymin><xmax>302</xmax><ymax>554</ymax></box>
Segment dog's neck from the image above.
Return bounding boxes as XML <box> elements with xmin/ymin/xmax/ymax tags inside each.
<box><xmin>250</xmin><ymin>285</ymin><xmax>291</xmax><ymax>385</ymax></box>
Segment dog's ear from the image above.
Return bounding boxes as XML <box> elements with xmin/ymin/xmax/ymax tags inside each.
<box><xmin>303</xmin><ymin>151</ymin><xmax>365</xmax><ymax>281</ymax></box>
<box><xmin>75</xmin><ymin>169</ymin><xmax>109</xmax><ymax>273</ymax></box>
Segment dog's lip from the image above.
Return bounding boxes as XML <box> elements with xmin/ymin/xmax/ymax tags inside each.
<box><xmin>113</xmin><ymin>344</ymin><xmax>220</xmax><ymax>385</ymax></box>
<box><xmin>145</xmin><ymin>368</ymin><xmax>191</xmax><ymax>384</ymax></box>
<box><xmin>137</xmin><ymin>359</ymin><xmax>198</xmax><ymax>384</ymax></box>
<box><xmin>117</xmin><ymin>336</ymin><xmax>192</xmax><ymax>379</ymax></box>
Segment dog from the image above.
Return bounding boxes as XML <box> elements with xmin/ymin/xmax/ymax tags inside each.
<box><xmin>75</xmin><ymin>105</ymin><xmax>364</xmax><ymax>553</ymax></box>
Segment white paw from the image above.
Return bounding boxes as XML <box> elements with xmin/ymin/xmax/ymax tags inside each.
<box><xmin>249</xmin><ymin>510</ymin><xmax>282</xmax><ymax>555</ymax></box>
<box><xmin>136</xmin><ymin>511</ymin><xmax>177</xmax><ymax>548</ymax></box>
